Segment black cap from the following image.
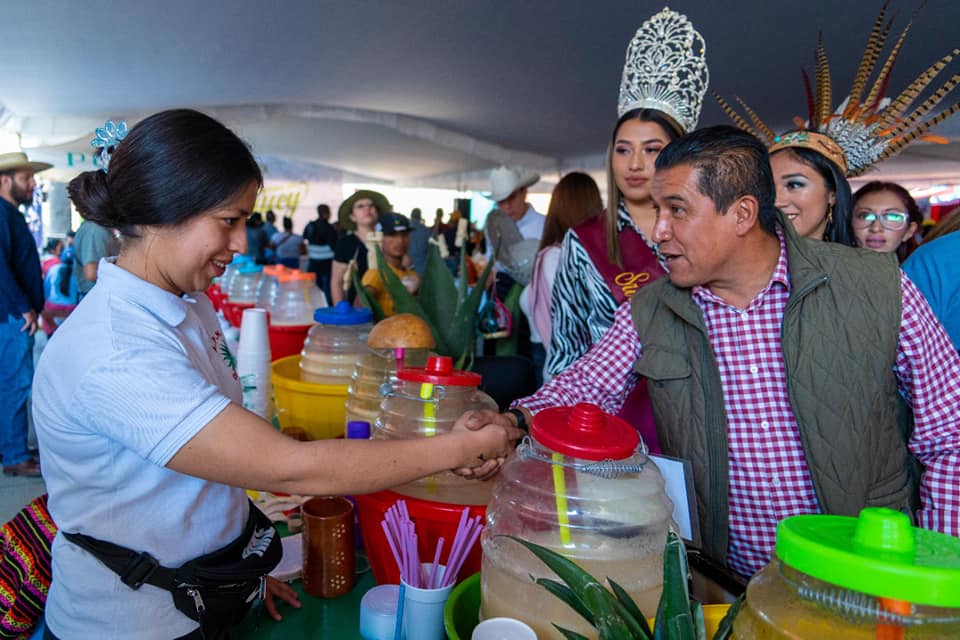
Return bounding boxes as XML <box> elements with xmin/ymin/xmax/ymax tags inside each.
<box><xmin>377</xmin><ymin>212</ymin><xmax>411</xmax><ymax>234</ymax></box>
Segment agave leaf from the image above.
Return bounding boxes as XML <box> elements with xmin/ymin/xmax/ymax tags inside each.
<box><xmin>494</xmin><ymin>280</ymin><xmax>524</xmax><ymax>356</ymax></box>
<box><xmin>418</xmin><ymin>244</ymin><xmax>458</xmax><ymax>348</ymax></box>
<box><xmin>507</xmin><ymin>536</ymin><xmax>646</xmax><ymax>640</ymax></box>
<box><xmin>553</xmin><ymin>626</ymin><xmax>591</xmax><ymax>640</ymax></box>
<box><xmin>609</xmin><ymin>578</ymin><xmax>652</xmax><ymax>639</ymax></box>
<box><xmin>712</xmin><ymin>595</ymin><xmax>743</xmax><ymax>640</ymax></box>
<box><xmin>654</xmin><ymin>532</ymin><xmax>696</xmax><ymax>640</ymax></box>
<box><xmin>582</xmin><ymin>582</ymin><xmax>636</xmax><ymax>639</ymax></box>
<box><xmin>445</xmin><ymin>251</ymin><xmax>496</xmax><ymax>364</ymax></box>
<box><xmin>352</xmin><ymin>270</ymin><xmax>385</xmax><ymax>322</ymax></box>
<box><xmin>504</xmin><ymin>535</ymin><xmax>604</xmax><ymax>602</ymax></box>
<box><xmin>534</xmin><ymin>577</ymin><xmax>595</xmax><ymax>626</ymax></box>
<box><xmin>690</xmin><ymin>600</ymin><xmax>706</xmax><ymax>640</ymax></box>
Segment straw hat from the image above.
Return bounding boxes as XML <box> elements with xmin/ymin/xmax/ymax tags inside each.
<box><xmin>337</xmin><ymin>189</ymin><xmax>392</xmax><ymax>230</ymax></box>
<box><xmin>486</xmin><ymin>166</ymin><xmax>540</xmax><ymax>202</ymax></box>
<box><xmin>0</xmin><ymin>152</ymin><xmax>52</xmax><ymax>174</ymax></box>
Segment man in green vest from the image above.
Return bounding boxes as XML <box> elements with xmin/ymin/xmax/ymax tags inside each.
<box><xmin>501</xmin><ymin>126</ymin><xmax>960</xmax><ymax>577</ymax></box>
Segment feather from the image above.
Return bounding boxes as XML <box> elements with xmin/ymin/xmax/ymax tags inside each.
<box><xmin>889</xmin><ymin>74</ymin><xmax>960</xmax><ymax>137</ymax></box>
<box><xmin>735</xmin><ymin>96</ymin><xmax>777</xmax><ymax>141</ymax></box>
<box><xmin>849</xmin><ymin>3</ymin><xmax>892</xmax><ymax>104</ymax></box>
<box><xmin>814</xmin><ymin>35</ymin><xmax>833</xmax><ymax>126</ymax></box>
<box><xmin>863</xmin><ymin>101</ymin><xmax>960</xmax><ymax>175</ymax></box>
<box><xmin>876</xmin><ymin>49</ymin><xmax>959</xmax><ymax>130</ymax></box>
<box><xmin>919</xmin><ymin>134</ymin><xmax>949</xmax><ymax>144</ymax></box>
<box><xmin>865</xmin><ymin>15</ymin><xmax>913</xmax><ymax>111</ymax></box>
<box><xmin>793</xmin><ymin>116</ymin><xmax>808</xmax><ymax>130</ymax></box>
<box><xmin>714</xmin><ymin>93</ymin><xmax>762</xmax><ymax>139</ymax></box>
<box><xmin>802</xmin><ymin>69</ymin><xmax>817</xmax><ymax>124</ymax></box>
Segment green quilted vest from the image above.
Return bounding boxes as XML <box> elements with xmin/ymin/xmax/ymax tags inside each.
<box><xmin>630</xmin><ymin>217</ymin><xmax>917</xmax><ymax>566</ymax></box>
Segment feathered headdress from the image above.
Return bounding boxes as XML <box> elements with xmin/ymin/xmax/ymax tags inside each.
<box><xmin>716</xmin><ymin>2</ymin><xmax>959</xmax><ymax>177</ymax></box>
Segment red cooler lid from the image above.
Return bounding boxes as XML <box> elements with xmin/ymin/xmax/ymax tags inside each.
<box><xmin>397</xmin><ymin>355</ymin><xmax>481</xmax><ymax>386</ymax></box>
<box><xmin>530</xmin><ymin>403</ymin><xmax>639</xmax><ymax>461</ymax></box>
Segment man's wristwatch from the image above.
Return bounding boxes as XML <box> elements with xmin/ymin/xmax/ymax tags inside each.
<box><xmin>506</xmin><ymin>408</ymin><xmax>529</xmax><ymax>434</ymax></box>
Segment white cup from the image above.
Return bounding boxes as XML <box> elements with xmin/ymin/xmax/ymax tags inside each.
<box><xmin>237</xmin><ymin>308</ymin><xmax>272</xmax><ymax>419</ymax></box>
<box><xmin>471</xmin><ymin>617</ymin><xmax>538</xmax><ymax>640</ymax></box>
<box><xmin>359</xmin><ymin>584</ymin><xmax>399</xmax><ymax>640</ymax></box>
<box><xmin>238</xmin><ymin>307</ymin><xmax>271</xmax><ymax>356</ymax></box>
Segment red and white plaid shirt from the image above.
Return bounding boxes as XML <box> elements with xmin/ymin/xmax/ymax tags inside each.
<box><xmin>520</xmin><ymin>233</ymin><xmax>960</xmax><ymax>576</ymax></box>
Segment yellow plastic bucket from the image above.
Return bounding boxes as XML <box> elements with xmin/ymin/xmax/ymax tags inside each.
<box><xmin>271</xmin><ymin>355</ymin><xmax>349</xmax><ymax>440</ymax></box>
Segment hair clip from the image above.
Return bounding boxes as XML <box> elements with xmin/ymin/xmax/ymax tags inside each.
<box><xmin>90</xmin><ymin>120</ymin><xmax>128</xmax><ymax>173</ymax></box>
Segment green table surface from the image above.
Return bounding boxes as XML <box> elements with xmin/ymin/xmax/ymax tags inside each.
<box><xmin>234</xmin><ymin>570</ymin><xmax>377</xmax><ymax>639</ymax></box>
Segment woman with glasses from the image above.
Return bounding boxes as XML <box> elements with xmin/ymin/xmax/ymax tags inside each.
<box><xmin>851</xmin><ymin>181</ymin><xmax>923</xmax><ymax>262</ymax></box>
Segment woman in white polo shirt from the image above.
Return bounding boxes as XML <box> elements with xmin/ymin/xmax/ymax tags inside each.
<box><xmin>32</xmin><ymin>109</ymin><xmax>517</xmax><ymax>640</ymax></box>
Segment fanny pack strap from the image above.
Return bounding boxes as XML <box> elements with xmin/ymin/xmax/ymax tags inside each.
<box><xmin>61</xmin><ymin>500</ymin><xmax>266</xmax><ymax>591</ymax></box>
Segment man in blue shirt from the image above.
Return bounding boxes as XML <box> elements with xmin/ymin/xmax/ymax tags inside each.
<box><xmin>0</xmin><ymin>152</ymin><xmax>50</xmax><ymax>477</ymax></box>
<box><xmin>903</xmin><ymin>228</ymin><xmax>960</xmax><ymax>352</ymax></box>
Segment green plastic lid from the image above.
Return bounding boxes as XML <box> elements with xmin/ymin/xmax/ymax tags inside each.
<box><xmin>776</xmin><ymin>507</ymin><xmax>960</xmax><ymax>607</ymax></box>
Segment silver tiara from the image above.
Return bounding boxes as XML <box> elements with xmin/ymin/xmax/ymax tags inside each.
<box><xmin>617</xmin><ymin>6</ymin><xmax>710</xmax><ymax>133</ymax></box>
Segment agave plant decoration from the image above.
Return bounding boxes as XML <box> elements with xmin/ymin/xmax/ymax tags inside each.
<box><xmin>355</xmin><ymin>243</ymin><xmax>494</xmax><ymax>369</ymax></box>
<box><xmin>505</xmin><ymin>531</ymin><xmax>742</xmax><ymax>640</ymax></box>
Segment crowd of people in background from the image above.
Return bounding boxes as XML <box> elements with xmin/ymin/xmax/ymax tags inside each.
<box><xmin>6</xmin><ymin>157</ymin><xmax>959</xmax><ymax>480</ymax></box>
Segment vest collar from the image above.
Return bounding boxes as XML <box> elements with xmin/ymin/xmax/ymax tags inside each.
<box><xmin>774</xmin><ymin>209</ymin><xmax>831</xmax><ymax>297</ymax></box>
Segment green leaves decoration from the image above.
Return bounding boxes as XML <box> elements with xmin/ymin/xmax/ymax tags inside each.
<box><xmin>505</xmin><ymin>531</ymin><xmax>736</xmax><ymax>640</ymax></box>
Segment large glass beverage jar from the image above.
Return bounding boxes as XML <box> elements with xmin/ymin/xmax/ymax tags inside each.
<box><xmin>372</xmin><ymin>355</ymin><xmax>498</xmax><ymax>506</ymax></box>
<box><xmin>344</xmin><ymin>347</ymin><xmax>428</xmax><ymax>430</ymax></box>
<box><xmin>481</xmin><ymin>403</ymin><xmax>674</xmax><ymax>640</ymax></box>
<box><xmin>299</xmin><ymin>301</ymin><xmax>372</xmax><ymax>384</ymax></box>
<box><xmin>732</xmin><ymin>508</ymin><xmax>960</xmax><ymax>639</ymax></box>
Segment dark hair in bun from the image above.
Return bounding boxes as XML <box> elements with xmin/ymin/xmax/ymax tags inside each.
<box><xmin>67</xmin><ymin>109</ymin><xmax>262</xmax><ymax>238</ymax></box>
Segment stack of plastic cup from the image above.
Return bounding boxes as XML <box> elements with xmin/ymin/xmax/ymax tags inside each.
<box><xmin>237</xmin><ymin>308</ymin><xmax>273</xmax><ymax>420</ymax></box>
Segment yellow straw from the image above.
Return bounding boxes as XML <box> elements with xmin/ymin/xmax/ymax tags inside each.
<box><xmin>420</xmin><ymin>383</ymin><xmax>435</xmax><ymax>435</ymax></box>
<box><xmin>421</xmin><ymin>382</ymin><xmax>437</xmax><ymax>496</ymax></box>
<box><xmin>552</xmin><ymin>452</ymin><xmax>572</xmax><ymax>546</ymax></box>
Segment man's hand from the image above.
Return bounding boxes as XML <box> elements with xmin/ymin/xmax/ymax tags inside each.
<box><xmin>20</xmin><ymin>310</ymin><xmax>38</xmax><ymax>336</ymax></box>
<box><xmin>262</xmin><ymin>576</ymin><xmax>301</xmax><ymax>621</ymax></box>
<box><xmin>451</xmin><ymin>410</ymin><xmax>524</xmax><ymax>479</ymax></box>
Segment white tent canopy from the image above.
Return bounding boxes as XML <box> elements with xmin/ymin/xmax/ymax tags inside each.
<box><xmin>2</xmin><ymin>0</ymin><xmax>959</xmax><ymax>193</ymax></box>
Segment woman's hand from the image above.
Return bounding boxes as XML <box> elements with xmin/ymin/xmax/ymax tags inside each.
<box><xmin>262</xmin><ymin>576</ymin><xmax>301</xmax><ymax>621</ymax></box>
<box><xmin>450</xmin><ymin>410</ymin><xmax>523</xmax><ymax>479</ymax></box>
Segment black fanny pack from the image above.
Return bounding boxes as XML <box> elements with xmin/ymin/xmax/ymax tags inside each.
<box><xmin>62</xmin><ymin>500</ymin><xmax>282</xmax><ymax>640</ymax></box>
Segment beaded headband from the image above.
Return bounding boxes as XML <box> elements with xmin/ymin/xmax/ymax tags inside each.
<box><xmin>617</xmin><ymin>6</ymin><xmax>710</xmax><ymax>134</ymax></box>
<box><xmin>717</xmin><ymin>4</ymin><xmax>959</xmax><ymax>177</ymax></box>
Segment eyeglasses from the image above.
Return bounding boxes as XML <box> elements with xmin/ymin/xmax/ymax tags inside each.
<box><xmin>852</xmin><ymin>211</ymin><xmax>909</xmax><ymax>230</ymax></box>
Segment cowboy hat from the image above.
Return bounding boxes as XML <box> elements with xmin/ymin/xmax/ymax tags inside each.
<box><xmin>0</xmin><ymin>152</ymin><xmax>52</xmax><ymax>174</ymax></box>
<box><xmin>486</xmin><ymin>166</ymin><xmax>540</xmax><ymax>202</ymax></box>
<box><xmin>337</xmin><ymin>189</ymin><xmax>392</xmax><ymax>230</ymax></box>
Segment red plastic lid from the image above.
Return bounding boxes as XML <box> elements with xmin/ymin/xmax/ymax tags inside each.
<box><xmin>530</xmin><ymin>403</ymin><xmax>639</xmax><ymax>461</ymax></box>
<box><xmin>397</xmin><ymin>355</ymin><xmax>481</xmax><ymax>387</ymax></box>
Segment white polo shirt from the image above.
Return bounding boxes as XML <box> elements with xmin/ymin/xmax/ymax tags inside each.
<box><xmin>33</xmin><ymin>259</ymin><xmax>249</xmax><ymax>639</ymax></box>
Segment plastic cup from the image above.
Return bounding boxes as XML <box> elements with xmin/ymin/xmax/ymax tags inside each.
<box><xmin>359</xmin><ymin>584</ymin><xmax>399</xmax><ymax>640</ymax></box>
<box><xmin>238</xmin><ymin>307</ymin><xmax>271</xmax><ymax>356</ymax></box>
<box><xmin>238</xmin><ymin>308</ymin><xmax>272</xmax><ymax>419</ymax></box>
<box><xmin>301</xmin><ymin>496</ymin><xmax>356</xmax><ymax>597</ymax></box>
<box><xmin>471</xmin><ymin>617</ymin><xmax>538</xmax><ymax>639</ymax></box>
<box><xmin>401</xmin><ymin>564</ymin><xmax>453</xmax><ymax>640</ymax></box>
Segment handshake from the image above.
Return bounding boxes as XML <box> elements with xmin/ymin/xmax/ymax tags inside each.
<box><xmin>449</xmin><ymin>409</ymin><xmax>528</xmax><ymax>480</ymax></box>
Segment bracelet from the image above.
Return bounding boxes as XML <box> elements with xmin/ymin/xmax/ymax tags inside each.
<box><xmin>506</xmin><ymin>408</ymin><xmax>529</xmax><ymax>433</ymax></box>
